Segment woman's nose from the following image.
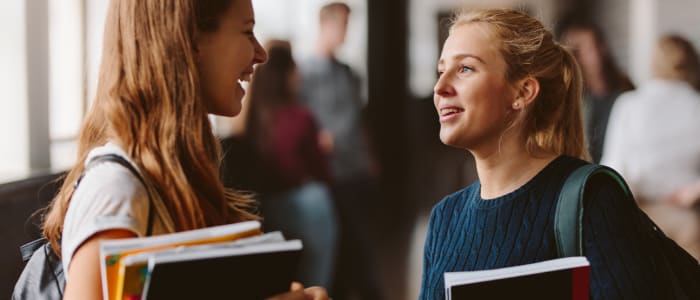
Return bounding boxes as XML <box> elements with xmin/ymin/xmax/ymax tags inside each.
<box><xmin>253</xmin><ymin>38</ymin><xmax>268</xmax><ymax>64</ymax></box>
<box><xmin>434</xmin><ymin>74</ymin><xmax>455</xmax><ymax>97</ymax></box>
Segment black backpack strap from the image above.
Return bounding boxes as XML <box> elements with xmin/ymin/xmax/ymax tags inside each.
<box><xmin>19</xmin><ymin>238</ymin><xmax>50</xmax><ymax>263</ymax></box>
<box><xmin>555</xmin><ymin>164</ymin><xmax>632</xmax><ymax>257</ymax></box>
<box><xmin>74</xmin><ymin>154</ymin><xmax>155</xmax><ymax>235</ymax></box>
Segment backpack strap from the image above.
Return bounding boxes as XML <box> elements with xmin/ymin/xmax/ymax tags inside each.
<box><xmin>20</xmin><ymin>154</ymin><xmax>155</xmax><ymax>263</ymax></box>
<box><xmin>555</xmin><ymin>164</ymin><xmax>632</xmax><ymax>257</ymax></box>
<box><xmin>19</xmin><ymin>238</ymin><xmax>50</xmax><ymax>262</ymax></box>
<box><xmin>78</xmin><ymin>154</ymin><xmax>155</xmax><ymax>236</ymax></box>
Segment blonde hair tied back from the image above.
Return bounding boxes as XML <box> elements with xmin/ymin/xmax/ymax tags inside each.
<box><xmin>450</xmin><ymin>8</ymin><xmax>589</xmax><ymax>160</ymax></box>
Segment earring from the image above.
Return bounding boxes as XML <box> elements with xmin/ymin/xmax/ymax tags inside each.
<box><xmin>513</xmin><ymin>101</ymin><xmax>522</xmax><ymax>109</ymax></box>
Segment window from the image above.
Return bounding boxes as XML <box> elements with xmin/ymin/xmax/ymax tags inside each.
<box><xmin>49</xmin><ymin>0</ymin><xmax>86</xmax><ymax>171</ymax></box>
<box><xmin>0</xmin><ymin>0</ymin><xmax>29</xmax><ymax>181</ymax></box>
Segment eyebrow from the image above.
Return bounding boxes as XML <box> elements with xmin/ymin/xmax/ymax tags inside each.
<box><xmin>438</xmin><ymin>53</ymin><xmax>486</xmax><ymax>67</ymax></box>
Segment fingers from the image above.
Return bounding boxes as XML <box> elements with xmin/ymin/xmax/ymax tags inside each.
<box><xmin>304</xmin><ymin>286</ymin><xmax>329</xmax><ymax>300</ymax></box>
<box><xmin>291</xmin><ymin>282</ymin><xmax>304</xmax><ymax>291</ymax></box>
<box><xmin>267</xmin><ymin>283</ymin><xmax>330</xmax><ymax>300</ymax></box>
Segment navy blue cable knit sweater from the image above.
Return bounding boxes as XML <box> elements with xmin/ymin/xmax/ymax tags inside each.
<box><xmin>419</xmin><ymin>156</ymin><xmax>700</xmax><ymax>299</ymax></box>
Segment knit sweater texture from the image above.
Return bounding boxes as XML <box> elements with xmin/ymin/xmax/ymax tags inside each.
<box><xmin>420</xmin><ymin>156</ymin><xmax>699</xmax><ymax>299</ymax></box>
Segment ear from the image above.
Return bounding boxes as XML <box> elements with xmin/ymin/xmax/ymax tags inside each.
<box><xmin>512</xmin><ymin>76</ymin><xmax>540</xmax><ymax>110</ymax></box>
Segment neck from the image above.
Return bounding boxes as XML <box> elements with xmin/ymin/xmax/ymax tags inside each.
<box><xmin>470</xmin><ymin>133</ymin><xmax>557</xmax><ymax>199</ymax></box>
<box><xmin>316</xmin><ymin>40</ymin><xmax>336</xmax><ymax>59</ymax></box>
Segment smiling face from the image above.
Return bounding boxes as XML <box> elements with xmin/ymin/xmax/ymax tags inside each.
<box><xmin>196</xmin><ymin>0</ymin><xmax>268</xmax><ymax>117</ymax></box>
<box><xmin>434</xmin><ymin>23</ymin><xmax>517</xmax><ymax>151</ymax></box>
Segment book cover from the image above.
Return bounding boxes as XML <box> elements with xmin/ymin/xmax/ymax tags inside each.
<box><xmin>141</xmin><ymin>239</ymin><xmax>302</xmax><ymax>299</ymax></box>
<box><xmin>99</xmin><ymin>221</ymin><xmax>262</xmax><ymax>300</ymax></box>
<box><xmin>118</xmin><ymin>232</ymin><xmax>288</xmax><ymax>299</ymax></box>
<box><xmin>444</xmin><ymin>256</ymin><xmax>590</xmax><ymax>300</ymax></box>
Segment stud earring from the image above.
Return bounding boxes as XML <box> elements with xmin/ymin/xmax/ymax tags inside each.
<box><xmin>513</xmin><ymin>101</ymin><xmax>522</xmax><ymax>109</ymax></box>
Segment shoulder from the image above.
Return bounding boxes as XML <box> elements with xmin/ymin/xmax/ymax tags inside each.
<box><xmin>612</xmin><ymin>90</ymin><xmax>637</xmax><ymax>109</ymax></box>
<box><xmin>75</xmin><ymin>160</ymin><xmax>146</xmax><ymax>203</ymax></box>
<box><xmin>581</xmin><ymin>168</ymin><xmax>637</xmax><ymax>215</ymax></box>
<box><xmin>535</xmin><ymin>155</ymin><xmax>589</xmax><ymax>189</ymax></box>
<box><xmin>578</xmin><ymin>166</ymin><xmax>645</xmax><ymax>245</ymax></box>
<box><xmin>61</xmin><ymin>144</ymin><xmax>150</xmax><ymax>275</ymax></box>
<box><xmin>75</xmin><ymin>143</ymin><xmax>147</xmax><ymax>204</ymax></box>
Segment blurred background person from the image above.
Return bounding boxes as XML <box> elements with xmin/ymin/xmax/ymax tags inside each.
<box><xmin>245</xmin><ymin>40</ymin><xmax>337</xmax><ymax>288</ymax></box>
<box><xmin>558</xmin><ymin>20</ymin><xmax>635</xmax><ymax>163</ymax></box>
<box><xmin>299</xmin><ymin>2</ymin><xmax>382</xmax><ymax>300</ymax></box>
<box><xmin>601</xmin><ymin>34</ymin><xmax>700</xmax><ymax>260</ymax></box>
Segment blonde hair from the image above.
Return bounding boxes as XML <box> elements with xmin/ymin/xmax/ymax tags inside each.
<box><xmin>451</xmin><ymin>9</ymin><xmax>589</xmax><ymax>160</ymax></box>
<box><xmin>43</xmin><ymin>0</ymin><xmax>258</xmax><ymax>254</ymax></box>
<box><xmin>652</xmin><ymin>34</ymin><xmax>700</xmax><ymax>92</ymax></box>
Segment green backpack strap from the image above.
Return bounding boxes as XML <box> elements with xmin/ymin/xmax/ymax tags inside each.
<box><xmin>555</xmin><ymin>164</ymin><xmax>632</xmax><ymax>257</ymax></box>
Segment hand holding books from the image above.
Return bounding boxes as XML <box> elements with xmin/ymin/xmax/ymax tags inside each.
<box><xmin>99</xmin><ymin>221</ymin><xmax>317</xmax><ymax>299</ymax></box>
<box><xmin>267</xmin><ymin>282</ymin><xmax>330</xmax><ymax>300</ymax></box>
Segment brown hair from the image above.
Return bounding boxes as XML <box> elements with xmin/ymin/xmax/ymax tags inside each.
<box><xmin>246</xmin><ymin>40</ymin><xmax>298</xmax><ymax>155</ymax></box>
<box><xmin>43</xmin><ymin>0</ymin><xmax>258</xmax><ymax>254</ymax></box>
<box><xmin>652</xmin><ymin>34</ymin><xmax>700</xmax><ymax>92</ymax></box>
<box><xmin>451</xmin><ymin>9</ymin><xmax>589</xmax><ymax>160</ymax></box>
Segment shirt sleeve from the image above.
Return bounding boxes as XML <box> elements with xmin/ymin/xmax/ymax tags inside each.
<box><xmin>61</xmin><ymin>162</ymin><xmax>150</xmax><ymax>278</ymax></box>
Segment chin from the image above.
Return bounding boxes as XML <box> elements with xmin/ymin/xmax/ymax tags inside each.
<box><xmin>440</xmin><ymin>131</ymin><xmax>472</xmax><ymax>150</ymax></box>
<box><xmin>439</xmin><ymin>131</ymin><xmax>458</xmax><ymax>147</ymax></box>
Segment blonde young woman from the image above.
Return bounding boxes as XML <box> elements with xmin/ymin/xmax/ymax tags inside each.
<box><xmin>420</xmin><ymin>9</ymin><xmax>699</xmax><ymax>299</ymax></box>
<box><xmin>41</xmin><ymin>0</ymin><xmax>327</xmax><ymax>299</ymax></box>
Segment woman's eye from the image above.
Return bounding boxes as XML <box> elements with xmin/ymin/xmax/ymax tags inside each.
<box><xmin>459</xmin><ymin>65</ymin><xmax>473</xmax><ymax>73</ymax></box>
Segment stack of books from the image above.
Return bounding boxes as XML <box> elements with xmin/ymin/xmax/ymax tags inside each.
<box><xmin>99</xmin><ymin>220</ymin><xmax>302</xmax><ymax>300</ymax></box>
<box><xmin>444</xmin><ymin>256</ymin><xmax>590</xmax><ymax>300</ymax></box>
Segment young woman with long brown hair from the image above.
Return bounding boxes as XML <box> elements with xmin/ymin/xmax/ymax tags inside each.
<box><xmin>41</xmin><ymin>0</ymin><xmax>327</xmax><ymax>299</ymax></box>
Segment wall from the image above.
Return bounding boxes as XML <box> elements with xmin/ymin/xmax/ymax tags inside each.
<box><xmin>600</xmin><ymin>0</ymin><xmax>700</xmax><ymax>85</ymax></box>
<box><xmin>593</xmin><ymin>0</ymin><xmax>632</xmax><ymax>77</ymax></box>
